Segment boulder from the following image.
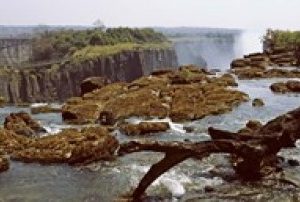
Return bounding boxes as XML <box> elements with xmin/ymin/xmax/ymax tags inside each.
<box><xmin>239</xmin><ymin>120</ymin><xmax>263</xmax><ymax>133</ymax></box>
<box><xmin>270</xmin><ymin>81</ymin><xmax>300</xmax><ymax>93</ymax></box>
<box><xmin>80</xmin><ymin>77</ymin><xmax>111</xmax><ymax>96</ymax></box>
<box><xmin>4</xmin><ymin>112</ymin><xmax>46</xmax><ymax>137</ymax></box>
<box><xmin>252</xmin><ymin>98</ymin><xmax>264</xmax><ymax>107</ymax></box>
<box><xmin>0</xmin><ymin>156</ymin><xmax>9</xmax><ymax>173</ymax></box>
<box><xmin>120</xmin><ymin>122</ymin><xmax>170</xmax><ymax>136</ymax></box>
<box><xmin>0</xmin><ymin>97</ymin><xmax>6</xmax><ymax>107</ymax></box>
<box><xmin>286</xmin><ymin>80</ymin><xmax>300</xmax><ymax>92</ymax></box>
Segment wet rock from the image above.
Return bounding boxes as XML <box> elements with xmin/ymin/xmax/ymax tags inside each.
<box><xmin>246</xmin><ymin>120</ymin><xmax>263</xmax><ymax>131</ymax></box>
<box><xmin>80</xmin><ymin>77</ymin><xmax>111</xmax><ymax>96</ymax></box>
<box><xmin>183</xmin><ymin>126</ymin><xmax>194</xmax><ymax>133</ymax></box>
<box><xmin>31</xmin><ymin>105</ymin><xmax>61</xmax><ymax>114</ymax></box>
<box><xmin>63</xmin><ymin>66</ymin><xmax>248</xmax><ymax>124</ymax></box>
<box><xmin>204</xmin><ymin>185</ymin><xmax>214</xmax><ymax>192</ymax></box>
<box><xmin>270</xmin><ymin>82</ymin><xmax>289</xmax><ymax>93</ymax></box>
<box><xmin>287</xmin><ymin>159</ymin><xmax>300</xmax><ymax>167</ymax></box>
<box><xmin>231</xmin><ymin>58</ymin><xmax>250</xmax><ymax>69</ymax></box>
<box><xmin>4</xmin><ymin>112</ymin><xmax>46</xmax><ymax>137</ymax></box>
<box><xmin>0</xmin><ymin>97</ymin><xmax>6</xmax><ymax>107</ymax></box>
<box><xmin>0</xmin><ymin>156</ymin><xmax>9</xmax><ymax>173</ymax></box>
<box><xmin>1</xmin><ymin>127</ymin><xmax>119</xmax><ymax>165</ymax></box>
<box><xmin>270</xmin><ymin>80</ymin><xmax>300</xmax><ymax>93</ymax></box>
<box><xmin>286</xmin><ymin>80</ymin><xmax>300</xmax><ymax>92</ymax></box>
<box><xmin>120</xmin><ymin>122</ymin><xmax>170</xmax><ymax>136</ymax></box>
<box><xmin>252</xmin><ymin>98</ymin><xmax>264</xmax><ymax>107</ymax></box>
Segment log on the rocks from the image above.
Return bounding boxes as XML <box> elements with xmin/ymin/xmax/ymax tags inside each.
<box><xmin>118</xmin><ymin>106</ymin><xmax>300</xmax><ymax>200</ymax></box>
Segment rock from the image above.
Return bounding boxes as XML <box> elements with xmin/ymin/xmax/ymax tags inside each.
<box><xmin>183</xmin><ymin>126</ymin><xmax>194</xmax><ymax>133</ymax></box>
<box><xmin>31</xmin><ymin>105</ymin><xmax>61</xmax><ymax>114</ymax></box>
<box><xmin>231</xmin><ymin>58</ymin><xmax>250</xmax><ymax>68</ymax></box>
<box><xmin>238</xmin><ymin>120</ymin><xmax>263</xmax><ymax>134</ymax></box>
<box><xmin>204</xmin><ymin>186</ymin><xmax>214</xmax><ymax>192</ymax></box>
<box><xmin>0</xmin><ymin>49</ymin><xmax>178</xmax><ymax>104</ymax></box>
<box><xmin>246</xmin><ymin>120</ymin><xmax>263</xmax><ymax>131</ymax></box>
<box><xmin>120</xmin><ymin>122</ymin><xmax>170</xmax><ymax>136</ymax></box>
<box><xmin>0</xmin><ymin>97</ymin><xmax>6</xmax><ymax>107</ymax></box>
<box><xmin>252</xmin><ymin>98</ymin><xmax>264</xmax><ymax>107</ymax></box>
<box><xmin>80</xmin><ymin>77</ymin><xmax>111</xmax><ymax>96</ymax></box>
<box><xmin>287</xmin><ymin>159</ymin><xmax>300</xmax><ymax>167</ymax></box>
<box><xmin>270</xmin><ymin>80</ymin><xmax>300</xmax><ymax>93</ymax></box>
<box><xmin>270</xmin><ymin>82</ymin><xmax>289</xmax><ymax>93</ymax></box>
<box><xmin>0</xmin><ymin>126</ymin><xmax>119</xmax><ymax>165</ymax></box>
<box><xmin>230</xmin><ymin>48</ymin><xmax>300</xmax><ymax>79</ymax></box>
<box><xmin>0</xmin><ymin>156</ymin><xmax>9</xmax><ymax>173</ymax></box>
<box><xmin>63</xmin><ymin>67</ymin><xmax>248</xmax><ymax>124</ymax></box>
<box><xmin>4</xmin><ymin>112</ymin><xmax>46</xmax><ymax>137</ymax></box>
<box><xmin>286</xmin><ymin>80</ymin><xmax>300</xmax><ymax>92</ymax></box>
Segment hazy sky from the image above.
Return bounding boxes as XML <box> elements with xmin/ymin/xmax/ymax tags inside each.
<box><xmin>1</xmin><ymin>0</ymin><xmax>300</xmax><ymax>29</ymax></box>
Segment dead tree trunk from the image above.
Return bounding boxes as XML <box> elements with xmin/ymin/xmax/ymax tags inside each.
<box><xmin>118</xmin><ymin>107</ymin><xmax>300</xmax><ymax>200</ymax></box>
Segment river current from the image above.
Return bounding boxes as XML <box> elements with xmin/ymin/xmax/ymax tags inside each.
<box><xmin>0</xmin><ymin>78</ymin><xmax>299</xmax><ymax>201</ymax></box>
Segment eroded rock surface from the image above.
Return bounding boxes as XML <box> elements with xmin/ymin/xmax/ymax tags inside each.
<box><xmin>63</xmin><ymin>66</ymin><xmax>249</xmax><ymax>124</ymax></box>
<box><xmin>80</xmin><ymin>77</ymin><xmax>111</xmax><ymax>96</ymax></box>
<box><xmin>270</xmin><ymin>80</ymin><xmax>300</xmax><ymax>93</ymax></box>
<box><xmin>231</xmin><ymin>48</ymin><xmax>300</xmax><ymax>79</ymax></box>
<box><xmin>120</xmin><ymin>122</ymin><xmax>170</xmax><ymax>136</ymax></box>
<box><xmin>4</xmin><ymin>112</ymin><xmax>46</xmax><ymax>137</ymax></box>
<box><xmin>0</xmin><ymin>126</ymin><xmax>119</xmax><ymax>166</ymax></box>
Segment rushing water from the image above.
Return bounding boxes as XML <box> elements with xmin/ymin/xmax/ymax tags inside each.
<box><xmin>0</xmin><ymin>78</ymin><xmax>300</xmax><ymax>201</ymax></box>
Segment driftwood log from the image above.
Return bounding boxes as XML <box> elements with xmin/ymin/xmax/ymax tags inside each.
<box><xmin>118</xmin><ymin>107</ymin><xmax>300</xmax><ymax>200</ymax></box>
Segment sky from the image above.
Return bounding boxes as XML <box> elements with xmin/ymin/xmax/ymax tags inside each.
<box><xmin>1</xmin><ymin>0</ymin><xmax>300</xmax><ymax>30</ymax></box>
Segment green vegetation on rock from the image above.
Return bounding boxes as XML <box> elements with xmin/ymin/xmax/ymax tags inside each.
<box><xmin>263</xmin><ymin>29</ymin><xmax>300</xmax><ymax>49</ymax></box>
<box><xmin>71</xmin><ymin>42</ymin><xmax>171</xmax><ymax>63</ymax></box>
<box><xmin>31</xmin><ymin>27</ymin><xmax>169</xmax><ymax>62</ymax></box>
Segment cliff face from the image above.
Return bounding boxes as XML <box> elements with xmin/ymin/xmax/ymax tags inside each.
<box><xmin>0</xmin><ymin>48</ymin><xmax>178</xmax><ymax>103</ymax></box>
<box><xmin>0</xmin><ymin>38</ymin><xmax>32</xmax><ymax>67</ymax></box>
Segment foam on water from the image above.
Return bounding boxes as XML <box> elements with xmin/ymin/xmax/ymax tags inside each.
<box><xmin>125</xmin><ymin>117</ymin><xmax>186</xmax><ymax>134</ymax></box>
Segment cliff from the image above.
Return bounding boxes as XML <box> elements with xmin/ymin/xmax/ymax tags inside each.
<box><xmin>0</xmin><ymin>48</ymin><xmax>178</xmax><ymax>103</ymax></box>
<box><xmin>0</xmin><ymin>38</ymin><xmax>32</xmax><ymax>67</ymax></box>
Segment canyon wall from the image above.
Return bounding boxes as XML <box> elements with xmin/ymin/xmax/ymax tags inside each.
<box><xmin>0</xmin><ymin>48</ymin><xmax>178</xmax><ymax>103</ymax></box>
<box><xmin>0</xmin><ymin>38</ymin><xmax>32</xmax><ymax>67</ymax></box>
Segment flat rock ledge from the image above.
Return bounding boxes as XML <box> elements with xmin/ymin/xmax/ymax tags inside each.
<box><xmin>62</xmin><ymin>65</ymin><xmax>249</xmax><ymax>124</ymax></box>
<box><xmin>270</xmin><ymin>80</ymin><xmax>300</xmax><ymax>93</ymax></box>
<box><xmin>0</xmin><ymin>125</ymin><xmax>119</xmax><ymax>171</ymax></box>
<box><xmin>230</xmin><ymin>50</ymin><xmax>300</xmax><ymax>79</ymax></box>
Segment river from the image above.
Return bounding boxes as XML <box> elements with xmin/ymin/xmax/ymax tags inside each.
<box><xmin>0</xmin><ymin>77</ymin><xmax>299</xmax><ymax>201</ymax></box>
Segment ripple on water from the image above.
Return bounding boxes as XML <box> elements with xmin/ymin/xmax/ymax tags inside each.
<box><xmin>0</xmin><ymin>78</ymin><xmax>299</xmax><ymax>201</ymax></box>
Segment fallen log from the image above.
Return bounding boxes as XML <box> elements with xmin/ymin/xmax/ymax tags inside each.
<box><xmin>118</xmin><ymin>107</ymin><xmax>300</xmax><ymax>200</ymax></box>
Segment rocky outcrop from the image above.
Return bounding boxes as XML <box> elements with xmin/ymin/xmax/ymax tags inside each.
<box><xmin>62</xmin><ymin>66</ymin><xmax>249</xmax><ymax>124</ymax></box>
<box><xmin>0</xmin><ymin>48</ymin><xmax>178</xmax><ymax>103</ymax></box>
<box><xmin>4</xmin><ymin>112</ymin><xmax>46</xmax><ymax>137</ymax></box>
<box><xmin>80</xmin><ymin>77</ymin><xmax>111</xmax><ymax>96</ymax></box>
<box><xmin>270</xmin><ymin>80</ymin><xmax>300</xmax><ymax>93</ymax></box>
<box><xmin>120</xmin><ymin>122</ymin><xmax>170</xmax><ymax>136</ymax></box>
<box><xmin>0</xmin><ymin>126</ymin><xmax>119</xmax><ymax>166</ymax></box>
<box><xmin>231</xmin><ymin>48</ymin><xmax>300</xmax><ymax>79</ymax></box>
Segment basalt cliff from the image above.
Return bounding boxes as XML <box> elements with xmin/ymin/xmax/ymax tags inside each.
<box><xmin>0</xmin><ymin>48</ymin><xmax>178</xmax><ymax>103</ymax></box>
